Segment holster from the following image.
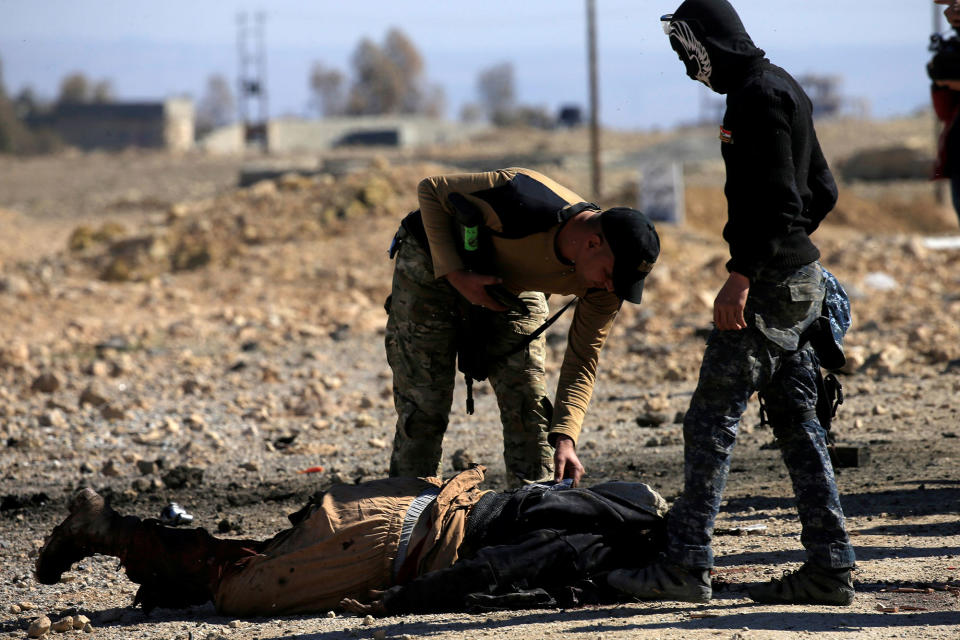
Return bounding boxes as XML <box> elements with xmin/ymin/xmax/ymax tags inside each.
<box><xmin>456</xmin><ymin>303</ymin><xmax>494</xmax><ymax>384</ymax></box>
<box><xmin>456</xmin><ymin>302</ymin><xmax>496</xmax><ymax>415</ymax></box>
<box><xmin>814</xmin><ymin>370</ymin><xmax>843</xmax><ymax>443</ymax></box>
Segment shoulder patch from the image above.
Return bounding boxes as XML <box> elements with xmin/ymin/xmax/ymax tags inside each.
<box><xmin>719</xmin><ymin>127</ymin><xmax>734</xmax><ymax>144</ymax></box>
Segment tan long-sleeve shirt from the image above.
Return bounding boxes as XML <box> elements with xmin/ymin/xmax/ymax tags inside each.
<box><xmin>418</xmin><ymin>167</ymin><xmax>621</xmax><ymax>444</ymax></box>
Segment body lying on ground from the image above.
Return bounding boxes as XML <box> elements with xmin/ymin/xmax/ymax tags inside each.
<box><xmin>36</xmin><ymin>466</ymin><xmax>667</xmax><ymax>616</ymax></box>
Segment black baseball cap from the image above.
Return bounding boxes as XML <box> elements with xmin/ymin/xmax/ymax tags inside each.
<box><xmin>599</xmin><ymin>207</ymin><xmax>660</xmax><ymax>303</ymax></box>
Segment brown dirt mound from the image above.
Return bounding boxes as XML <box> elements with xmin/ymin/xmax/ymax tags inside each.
<box><xmin>683</xmin><ymin>183</ymin><xmax>959</xmax><ymax>236</ymax></box>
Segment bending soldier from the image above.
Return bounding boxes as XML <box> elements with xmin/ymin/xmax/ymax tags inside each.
<box><xmin>386</xmin><ymin>168</ymin><xmax>659</xmax><ymax>486</ymax></box>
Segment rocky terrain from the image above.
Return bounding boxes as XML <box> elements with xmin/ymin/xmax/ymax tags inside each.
<box><xmin>0</xmin><ymin>116</ymin><xmax>958</xmax><ymax>639</ymax></box>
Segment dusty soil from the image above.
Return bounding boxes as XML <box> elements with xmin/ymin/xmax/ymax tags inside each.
<box><xmin>1</xmin><ymin>117</ymin><xmax>959</xmax><ymax>639</ymax></box>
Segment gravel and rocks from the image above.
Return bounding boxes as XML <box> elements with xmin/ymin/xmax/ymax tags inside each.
<box><xmin>0</xmin><ymin>118</ymin><xmax>958</xmax><ymax>639</ymax></box>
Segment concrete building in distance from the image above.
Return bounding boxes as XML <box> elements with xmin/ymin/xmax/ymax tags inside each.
<box><xmin>27</xmin><ymin>98</ymin><xmax>194</xmax><ymax>152</ymax></box>
<box><xmin>199</xmin><ymin>115</ymin><xmax>486</xmax><ymax>155</ymax></box>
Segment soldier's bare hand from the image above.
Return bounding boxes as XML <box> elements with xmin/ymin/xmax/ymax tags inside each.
<box><xmin>553</xmin><ymin>435</ymin><xmax>585</xmax><ymax>486</ymax></box>
<box><xmin>714</xmin><ymin>272</ymin><xmax>750</xmax><ymax>331</ymax></box>
<box><xmin>445</xmin><ymin>270</ymin><xmax>508</xmax><ymax>311</ymax></box>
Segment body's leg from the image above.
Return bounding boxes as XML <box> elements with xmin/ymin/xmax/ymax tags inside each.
<box><xmin>487</xmin><ymin>291</ymin><xmax>554</xmax><ymax>486</ymax></box>
<box><xmin>608</xmin><ymin>326</ymin><xmax>778</xmax><ymax>602</ymax></box>
<box><xmin>386</xmin><ymin>230</ymin><xmax>459</xmax><ymax>478</ymax></box>
<box><xmin>36</xmin><ymin>489</ymin><xmax>261</xmax><ymax>611</ymax></box>
<box><xmin>381</xmin><ymin>530</ymin><xmax>615</xmax><ymax>614</ymax></box>
<box><xmin>607</xmin><ymin>329</ymin><xmax>771</xmax><ymax>602</ymax></box>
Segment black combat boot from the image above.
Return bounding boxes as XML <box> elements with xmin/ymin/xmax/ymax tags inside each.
<box><xmin>748</xmin><ymin>562</ymin><xmax>854</xmax><ymax>606</ymax></box>
<box><xmin>607</xmin><ymin>557</ymin><xmax>712</xmax><ymax>603</ymax></box>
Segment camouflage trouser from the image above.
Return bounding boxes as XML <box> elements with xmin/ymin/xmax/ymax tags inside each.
<box><xmin>385</xmin><ymin>226</ymin><xmax>554</xmax><ymax>486</ymax></box>
<box><xmin>667</xmin><ymin>262</ymin><xmax>856</xmax><ymax>570</ymax></box>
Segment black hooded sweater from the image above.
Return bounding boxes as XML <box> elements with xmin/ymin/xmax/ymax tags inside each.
<box><xmin>668</xmin><ymin>0</ymin><xmax>838</xmax><ymax>279</ymax></box>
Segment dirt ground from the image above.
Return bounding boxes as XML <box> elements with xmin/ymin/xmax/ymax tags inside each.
<box><xmin>1</xmin><ymin>117</ymin><xmax>959</xmax><ymax>639</ymax></box>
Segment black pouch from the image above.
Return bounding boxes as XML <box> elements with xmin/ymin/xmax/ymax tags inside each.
<box><xmin>455</xmin><ymin>301</ymin><xmax>500</xmax><ymax>414</ymax></box>
<box><xmin>814</xmin><ymin>370</ymin><xmax>843</xmax><ymax>444</ymax></box>
<box><xmin>456</xmin><ymin>307</ymin><xmax>492</xmax><ymax>382</ymax></box>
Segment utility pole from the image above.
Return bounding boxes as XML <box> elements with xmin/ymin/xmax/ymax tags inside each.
<box><xmin>237</xmin><ymin>11</ymin><xmax>269</xmax><ymax>152</ymax></box>
<box><xmin>586</xmin><ymin>0</ymin><xmax>601</xmax><ymax>200</ymax></box>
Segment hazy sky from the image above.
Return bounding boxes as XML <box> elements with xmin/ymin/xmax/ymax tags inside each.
<box><xmin>0</xmin><ymin>1</ymin><xmax>944</xmax><ymax>129</ymax></box>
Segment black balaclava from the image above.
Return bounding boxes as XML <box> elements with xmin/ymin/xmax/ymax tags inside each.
<box><xmin>664</xmin><ymin>0</ymin><xmax>765</xmax><ymax>94</ymax></box>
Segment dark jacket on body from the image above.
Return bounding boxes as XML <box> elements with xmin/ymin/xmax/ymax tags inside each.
<box><xmin>668</xmin><ymin>0</ymin><xmax>838</xmax><ymax>279</ymax></box>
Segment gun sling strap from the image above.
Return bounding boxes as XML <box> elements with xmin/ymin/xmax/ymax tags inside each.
<box><xmin>463</xmin><ymin>296</ymin><xmax>577</xmax><ymax>415</ymax></box>
<box><xmin>397</xmin><ymin>200</ymin><xmax>597</xmax><ymax>414</ymax></box>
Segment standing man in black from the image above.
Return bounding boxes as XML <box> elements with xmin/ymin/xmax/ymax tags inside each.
<box><xmin>608</xmin><ymin>0</ymin><xmax>856</xmax><ymax>605</ymax></box>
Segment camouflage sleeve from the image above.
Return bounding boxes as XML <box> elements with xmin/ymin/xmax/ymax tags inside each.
<box><xmin>548</xmin><ymin>290</ymin><xmax>621</xmax><ymax>445</ymax></box>
<box><xmin>417</xmin><ymin>170</ymin><xmax>515</xmax><ymax>279</ymax></box>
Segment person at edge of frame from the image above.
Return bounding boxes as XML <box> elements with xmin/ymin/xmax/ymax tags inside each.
<box><xmin>606</xmin><ymin>0</ymin><xmax>857</xmax><ymax>607</ymax></box>
<box><xmin>930</xmin><ymin>0</ymin><xmax>960</xmax><ymax>226</ymax></box>
<box><xmin>384</xmin><ymin>167</ymin><xmax>659</xmax><ymax>487</ymax></box>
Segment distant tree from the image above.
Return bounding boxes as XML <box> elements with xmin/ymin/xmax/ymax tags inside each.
<box><xmin>459</xmin><ymin>102</ymin><xmax>483</xmax><ymax>123</ymax></box>
<box><xmin>0</xmin><ymin>56</ymin><xmax>27</xmax><ymax>152</ymax></box>
<box><xmin>496</xmin><ymin>105</ymin><xmax>554</xmax><ymax>129</ymax></box>
<box><xmin>13</xmin><ymin>87</ymin><xmax>38</xmax><ymax>119</ymax></box>
<box><xmin>0</xmin><ymin>56</ymin><xmax>60</xmax><ymax>154</ymax></box>
<box><xmin>309</xmin><ymin>62</ymin><xmax>346</xmax><ymax>117</ymax></box>
<box><xmin>57</xmin><ymin>72</ymin><xmax>114</xmax><ymax>105</ymax></box>
<box><xmin>307</xmin><ymin>29</ymin><xmax>443</xmax><ymax>119</ymax></box>
<box><xmin>195</xmin><ymin>74</ymin><xmax>235</xmax><ymax>137</ymax></box>
<box><xmin>0</xmin><ymin>90</ymin><xmax>58</xmax><ymax>154</ymax></box>
<box><xmin>58</xmin><ymin>72</ymin><xmax>90</xmax><ymax>104</ymax></box>
<box><xmin>421</xmin><ymin>83</ymin><xmax>446</xmax><ymax>118</ymax></box>
<box><xmin>383</xmin><ymin>28</ymin><xmax>424</xmax><ymax>113</ymax></box>
<box><xmin>477</xmin><ymin>62</ymin><xmax>516</xmax><ymax>124</ymax></box>
<box><xmin>341</xmin><ymin>28</ymin><xmax>443</xmax><ymax>117</ymax></box>
<box><xmin>347</xmin><ymin>37</ymin><xmax>403</xmax><ymax>115</ymax></box>
<box><xmin>91</xmin><ymin>79</ymin><xmax>114</xmax><ymax>103</ymax></box>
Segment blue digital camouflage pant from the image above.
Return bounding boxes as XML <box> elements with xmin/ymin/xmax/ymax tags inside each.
<box><xmin>667</xmin><ymin>262</ymin><xmax>856</xmax><ymax>570</ymax></box>
<box><xmin>385</xmin><ymin>227</ymin><xmax>554</xmax><ymax>486</ymax></box>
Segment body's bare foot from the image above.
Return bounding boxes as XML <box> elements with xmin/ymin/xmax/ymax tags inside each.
<box><xmin>35</xmin><ymin>488</ymin><xmax>116</xmax><ymax>584</ymax></box>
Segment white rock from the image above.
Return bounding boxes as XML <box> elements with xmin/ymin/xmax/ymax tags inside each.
<box><xmin>355</xmin><ymin>413</ymin><xmax>376</xmax><ymax>429</ymax></box>
<box><xmin>863</xmin><ymin>272</ymin><xmax>898</xmax><ymax>291</ymax></box>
